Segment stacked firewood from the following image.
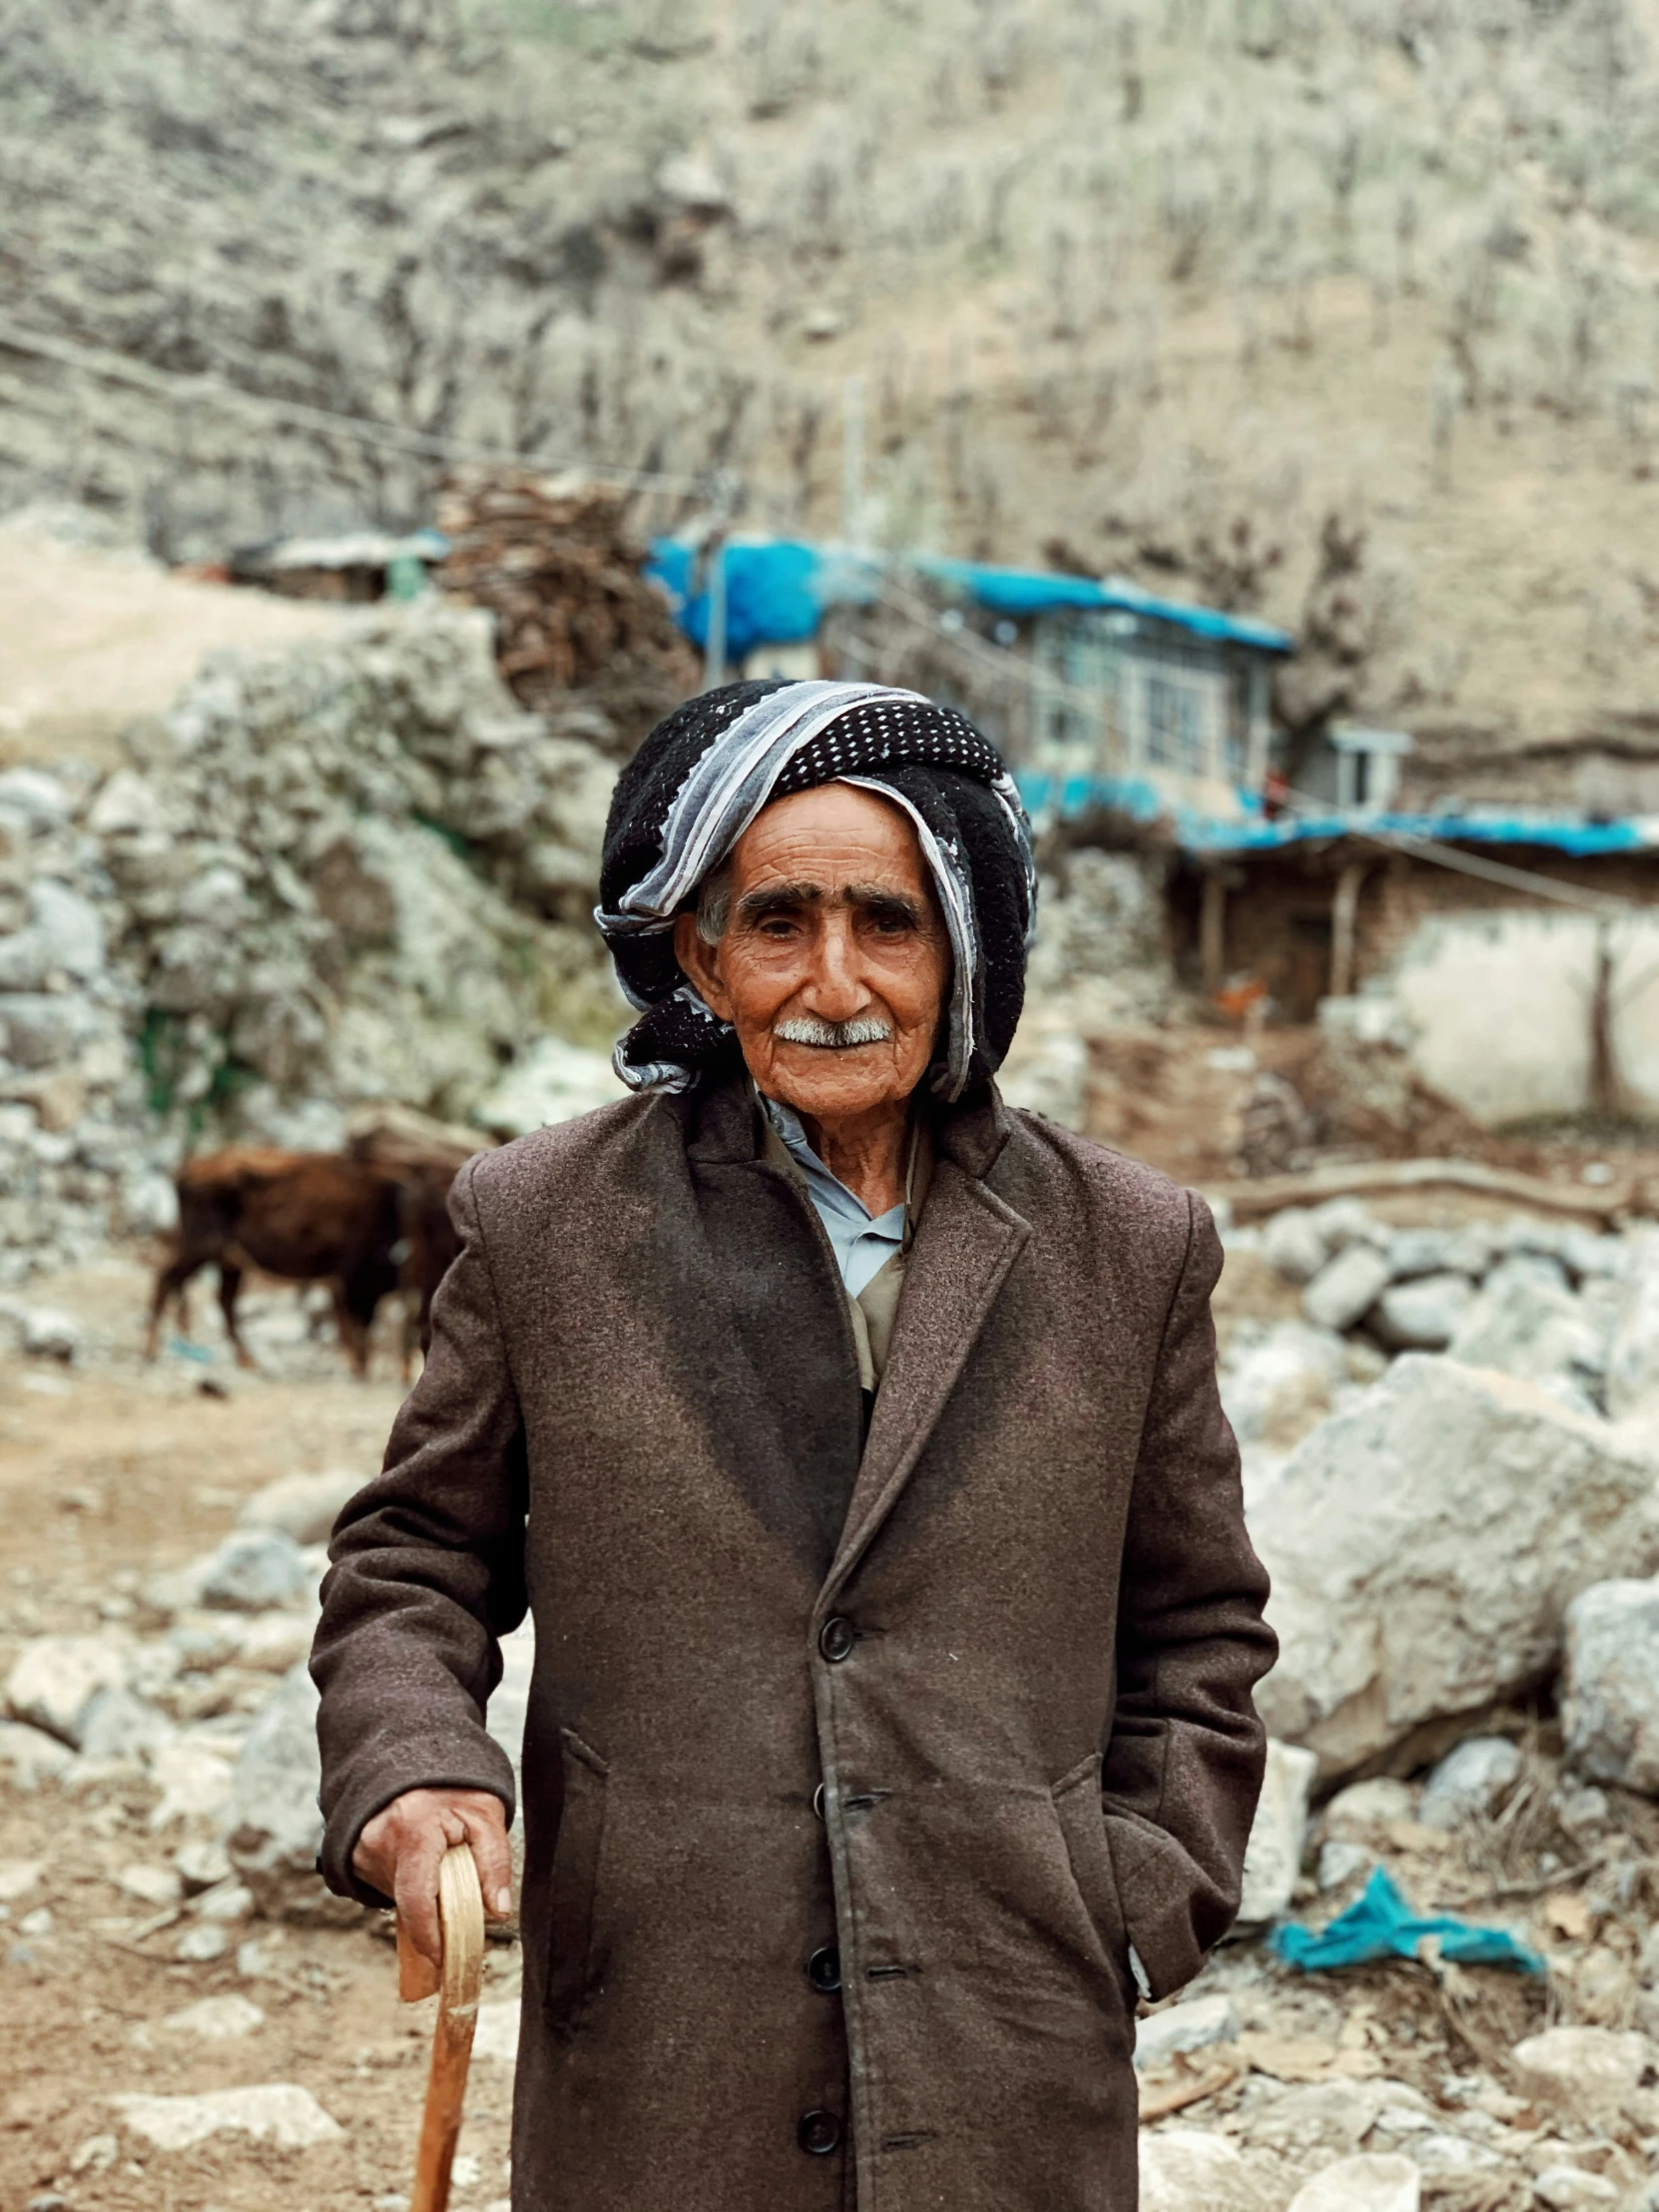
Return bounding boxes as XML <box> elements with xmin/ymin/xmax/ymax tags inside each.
<box><xmin>436</xmin><ymin>469</ymin><xmax>700</xmax><ymax>755</ymax></box>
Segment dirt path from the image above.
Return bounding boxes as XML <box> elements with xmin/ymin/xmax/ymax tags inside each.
<box><xmin>0</xmin><ymin>1259</ymin><xmax>518</xmax><ymax>2212</ymax></box>
<box><xmin>0</xmin><ymin>523</ymin><xmax>350</xmax><ymax>770</ymax></box>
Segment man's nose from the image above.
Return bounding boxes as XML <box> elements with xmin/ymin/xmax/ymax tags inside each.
<box><xmin>801</xmin><ymin>913</ymin><xmax>867</xmax><ymax>1019</ymax></box>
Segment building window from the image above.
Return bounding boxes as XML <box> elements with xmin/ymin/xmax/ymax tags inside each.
<box><xmin>1146</xmin><ymin>668</ymin><xmax>1207</xmax><ymax>774</ymax></box>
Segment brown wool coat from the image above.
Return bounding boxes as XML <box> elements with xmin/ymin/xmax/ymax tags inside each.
<box><xmin>311</xmin><ymin>1076</ymin><xmax>1275</xmax><ymax>2212</ymax></box>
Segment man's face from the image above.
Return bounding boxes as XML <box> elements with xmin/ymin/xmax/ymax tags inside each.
<box><xmin>673</xmin><ymin>782</ymin><xmax>951</xmax><ymax>1122</ymax></box>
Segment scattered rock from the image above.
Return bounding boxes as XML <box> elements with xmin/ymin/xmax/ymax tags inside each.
<box><xmin>1134</xmin><ymin>1992</ymin><xmax>1240</xmax><ymax>2072</ymax></box>
<box><xmin>1263</xmin><ymin>1209</ymin><xmax>1329</xmax><ymax>1285</ymax></box>
<box><xmin>1509</xmin><ymin>2025</ymin><xmax>1650</xmax><ymax>2125</ymax></box>
<box><xmin>1370</xmin><ymin>1274</ymin><xmax>1475</xmax><ymax>1353</ymax></box>
<box><xmin>1562</xmin><ymin>1577</ymin><xmax>1659</xmax><ymax>1794</ymax></box>
<box><xmin>1237</xmin><ymin>1739</ymin><xmax>1319</xmax><ymax>1923</ymax></box>
<box><xmin>78</xmin><ymin>1689</ymin><xmax>173</xmax><ymax>1764</ymax></box>
<box><xmin>1447</xmin><ymin>1259</ymin><xmax>1607</xmax><ymax>1407</ymax></box>
<box><xmin>224</xmin><ymin>1664</ymin><xmax>353</xmax><ymax>1924</ymax></box>
<box><xmin>1243</xmin><ymin>2079</ymin><xmax>1382</xmax><ymax>2157</ymax></box>
<box><xmin>1417</xmin><ymin>1736</ymin><xmax>1523</xmax><ymax>1828</ymax></box>
<box><xmin>475</xmin><ymin>1034</ymin><xmax>627</xmax><ymax>1140</ymax></box>
<box><xmin>20</xmin><ymin>1309</ymin><xmax>80</xmax><ymax>1361</ymax></box>
<box><xmin>111</xmin><ymin>2082</ymin><xmax>343</xmax><ymax>2151</ymax></box>
<box><xmin>1222</xmin><ymin>1326</ymin><xmax>1348</xmax><ymax>1455</ymax></box>
<box><xmin>1323</xmin><ymin>1778</ymin><xmax>1417</xmax><ymax>1843</ymax></box>
<box><xmin>1286</xmin><ymin>2155</ymin><xmax>1419</xmax><ymax>2212</ymax></box>
<box><xmin>147</xmin><ymin>1739</ymin><xmax>236</xmax><ymax>1829</ymax></box>
<box><xmin>195</xmin><ymin>1879</ymin><xmax>256</xmax><ymax>1924</ymax></box>
<box><xmin>0</xmin><ymin>1861</ymin><xmax>42</xmax><ymax>1902</ymax></box>
<box><xmin>176</xmin><ymin>1923</ymin><xmax>229</xmax><ymax>1962</ymax></box>
<box><xmin>1303</xmin><ymin>1245</ymin><xmax>1392</xmax><ymax>1333</ymax></box>
<box><xmin>0</xmin><ymin>1722</ymin><xmax>73</xmax><ymax>1790</ymax></box>
<box><xmin>1317</xmin><ymin>1839</ymin><xmax>1374</xmax><ymax>1891</ymax></box>
<box><xmin>234</xmin><ymin>1612</ymin><xmax>319</xmax><ymax>1674</ymax></box>
<box><xmin>68</xmin><ymin>2134</ymin><xmax>119</xmax><ymax>2175</ymax></box>
<box><xmin>1251</xmin><ymin>1356</ymin><xmax>1659</xmax><ymax>1774</ymax></box>
<box><xmin>1384</xmin><ymin>1227</ymin><xmax>1490</xmax><ymax>1282</ymax></box>
<box><xmin>238</xmin><ymin>1469</ymin><xmax>362</xmax><ymax>1546</ymax></box>
<box><xmin>162</xmin><ymin>1994</ymin><xmax>265</xmax><ymax>2040</ymax></box>
<box><xmin>116</xmin><ymin>1863</ymin><xmax>183</xmax><ymax>1908</ymax></box>
<box><xmin>174</xmin><ymin>1840</ymin><xmax>232</xmax><ymax>1894</ymax></box>
<box><xmin>197</xmin><ymin>1529</ymin><xmax>315</xmax><ymax>1613</ymax></box>
<box><xmin>1533</xmin><ymin>2171</ymin><xmax>1619</xmax><ymax>2209</ymax></box>
<box><xmin>472</xmin><ymin>1999</ymin><xmax>520</xmax><ymax>2064</ymax></box>
<box><xmin>4</xmin><ymin>1634</ymin><xmax>130</xmax><ymax>1747</ymax></box>
<box><xmin>1138</xmin><ymin>2127</ymin><xmax>1264</xmax><ymax>2212</ymax></box>
<box><xmin>1607</xmin><ymin>1226</ymin><xmax>1659</xmax><ymax>1418</ymax></box>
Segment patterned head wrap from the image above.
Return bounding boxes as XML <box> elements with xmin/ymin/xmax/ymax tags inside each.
<box><xmin>596</xmin><ymin>678</ymin><xmax>1036</xmax><ymax>1099</ymax></box>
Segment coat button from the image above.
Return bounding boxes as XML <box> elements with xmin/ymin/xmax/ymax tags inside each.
<box><xmin>806</xmin><ymin>1944</ymin><xmax>841</xmax><ymax>1992</ymax></box>
<box><xmin>819</xmin><ymin>1616</ymin><xmax>856</xmax><ymax>1663</ymax></box>
<box><xmin>798</xmin><ymin>2108</ymin><xmax>842</xmax><ymax>2155</ymax></box>
<box><xmin>812</xmin><ymin>1782</ymin><xmax>827</xmax><ymax>1822</ymax></box>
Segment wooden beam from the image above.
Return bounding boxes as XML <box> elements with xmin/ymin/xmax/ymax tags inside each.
<box><xmin>1209</xmin><ymin>1156</ymin><xmax>1640</xmax><ymax>1223</ymax></box>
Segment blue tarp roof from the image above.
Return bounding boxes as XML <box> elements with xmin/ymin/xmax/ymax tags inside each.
<box><xmin>644</xmin><ymin>537</ymin><xmax>1293</xmax><ymax>662</ymax></box>
<box><xmin>1015</xmin><ymin>770</ymin><xmax>1659</xmax><ymax>858</ymax></box>
<box><xmin>916</xmin><ymin>556</ymin><xmax>1295</xmax><ymax>653</ymax></box>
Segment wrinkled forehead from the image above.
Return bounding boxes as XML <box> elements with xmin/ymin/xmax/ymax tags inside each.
<box><xmin>724</xmin><ymin>781</ymin><xmax>934</xmax><ymax>898</ymax></box>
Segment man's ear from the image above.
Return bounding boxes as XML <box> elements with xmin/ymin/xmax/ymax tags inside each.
<box><xmin>673</xmin><ymin>909</ymin><xmax>735</xmax><ymax>1022</ymax></box>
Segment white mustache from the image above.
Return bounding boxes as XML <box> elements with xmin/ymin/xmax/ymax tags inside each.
<box><xmin>774</xmin><ymin>1013</ymin><xmax>893</xmax><ymax>1050</ymax></box>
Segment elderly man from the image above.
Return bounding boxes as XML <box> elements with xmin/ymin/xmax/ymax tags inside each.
<box><xmin>311</xmin><ymin>678</ymin><xmax>1275</xmax><ymax>2212</ymax></box>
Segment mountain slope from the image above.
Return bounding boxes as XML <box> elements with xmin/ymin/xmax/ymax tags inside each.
<box><xmin>6</xmin><ymin>0</ymin><xmax>1659</xmax><ymax>781</ymax></box>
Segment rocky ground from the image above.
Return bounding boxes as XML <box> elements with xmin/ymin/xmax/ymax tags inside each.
<box><xmin>8</xmin><ymin>1203</ymin><xmax>1659</xmax><ymax>2211</ymax></box>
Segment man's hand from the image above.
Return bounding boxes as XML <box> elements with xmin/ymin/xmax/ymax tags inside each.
<box><xmin>354</xmin><ymin>1787</ymin><xmax>514</xmax><ymax>1975</ymax></box>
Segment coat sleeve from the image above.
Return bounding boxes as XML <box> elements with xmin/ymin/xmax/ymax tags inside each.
<box><xmin>1100</xmin><ymin>1190</ymin><xmax>1277</xmax><ymax>1998</ymax></box>
<box><xmin>310</xmin><ymin>1153</ymin><xmax>529</xmax><ymax>1907</ymax></box>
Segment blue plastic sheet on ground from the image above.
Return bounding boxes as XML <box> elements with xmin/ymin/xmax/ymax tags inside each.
<box><xmin>1269</xmin><ymin>1866</ymin><xmax>1545</xmax><ymax>1976</ymax></box>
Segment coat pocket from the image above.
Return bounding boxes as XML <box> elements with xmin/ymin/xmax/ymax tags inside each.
<box><xmin>543</xmin><ymin>1727</ymin><xmax>609</xmax><ymax>2035</ymax></box>
<box><xmin>1050</xmin><ymin>1752</ymin><xmax>1134</xmax><ymax>2010</ymax></box>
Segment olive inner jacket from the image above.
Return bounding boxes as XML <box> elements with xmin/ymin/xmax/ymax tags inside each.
<box><xmin>311</xmin><ymin>1076</ymin><xmax>1275</xmax><ymax>2212</ymax></box>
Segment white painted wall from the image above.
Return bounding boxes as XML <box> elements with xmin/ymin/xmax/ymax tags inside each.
<box><xmin>1383</xmin><ymin>907</ymin><xmax>1659</xmax><ymax>1126</ymax></box>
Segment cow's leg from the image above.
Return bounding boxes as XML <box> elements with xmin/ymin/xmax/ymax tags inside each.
<box><xmin>218</xmin><ymin>1262</ymin><xmax>257</xmax><ymax>1370</ymax></box>
<box><xmin>145</xmin><ymin>1257</ymin><xmax>198</xmax><ymax>1362</ymax></box>
<box><xmin>330</xmin><ymin>1280</ymin><xmax>371</xmax><ymax>1380</ymax></box>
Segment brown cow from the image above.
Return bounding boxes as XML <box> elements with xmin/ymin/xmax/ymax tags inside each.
<box><xmin>146</xmin><ymin>1147</ymin><xmax>408</xmax><ymax>1376</ymax></box>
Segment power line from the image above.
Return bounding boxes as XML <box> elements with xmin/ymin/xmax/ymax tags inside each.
<box><xmin>0</xmin><ymin>311</ymin><xmax>709</xmax><ymax>494</ymax></box>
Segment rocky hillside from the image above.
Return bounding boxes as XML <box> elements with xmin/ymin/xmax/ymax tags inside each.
<box><xmin>7</xmin><ymin>0</ymin><xmax>1659</xmax><ymax>783</ymax></box>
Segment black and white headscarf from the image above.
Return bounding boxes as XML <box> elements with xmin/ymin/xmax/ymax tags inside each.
<box><xmin>596</xmin><ymin>678</ymin><xmax>1036</xmax><ymax>1100</ymax></box>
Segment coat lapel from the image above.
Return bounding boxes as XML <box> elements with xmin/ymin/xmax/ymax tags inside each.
<box><xmin>823</xmin><ymin>1151</ymin><xmax>1031</xmax><ymax>1604</ymax></box>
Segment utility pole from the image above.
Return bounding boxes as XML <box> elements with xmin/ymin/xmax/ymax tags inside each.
<box><xmin>841</xmin><ymin>374</ymin><xmax>866</xmax><ymax>546</ymax></box>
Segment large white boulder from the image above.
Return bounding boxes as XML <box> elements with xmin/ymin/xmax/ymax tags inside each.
<box><xmin>1251</xmin><ymin>1356</ymin><xmax>1659</xmax><ymax>1775</ymax></box>
<box><xmin>1237</xmin><ymin>1739</ymin><xmax>1318</xmax><ymax>1923</ymax></box>
<box><xmin>223</xmin><ymin>1664</ymin><xmax>352</xmax><ymax>1924</ymax></box>
<box><xmin>1446</xmin><ymin>1258</ymin><xmax>1606</xmax><ymax>1408</ymax></box>
<box><xmin>1561</xmin><ymin>1577</ymin><xmax>1659</xmax><ymax>1794</ymax></box>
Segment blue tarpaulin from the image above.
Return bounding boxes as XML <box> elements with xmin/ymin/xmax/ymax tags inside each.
<box><xmin>643</xmin><ymin>538</ymin><xmax>1293</xmax><ymax>662</ymax></box>
<box><xmin>1269</xmin><ymin>1867</ymin><xmax>1544</xmax><ymax>1976</ymax></box>
<box><xmin>645</xmin><ymin>538</ymin><xmax>880</xmax><ymax>663</ymax></box>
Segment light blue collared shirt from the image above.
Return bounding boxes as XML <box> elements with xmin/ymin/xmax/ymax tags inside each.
<box><xmin>761</xmin><ymin>1096</ymin><xmax>905</xmax><ymax>1298</ymax></box>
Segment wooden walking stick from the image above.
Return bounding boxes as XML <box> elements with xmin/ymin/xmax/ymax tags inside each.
<box><xmin>398</xmin><ymin>1844</ymin><xmax>486</xmax><ymax>2212</ymax></box>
